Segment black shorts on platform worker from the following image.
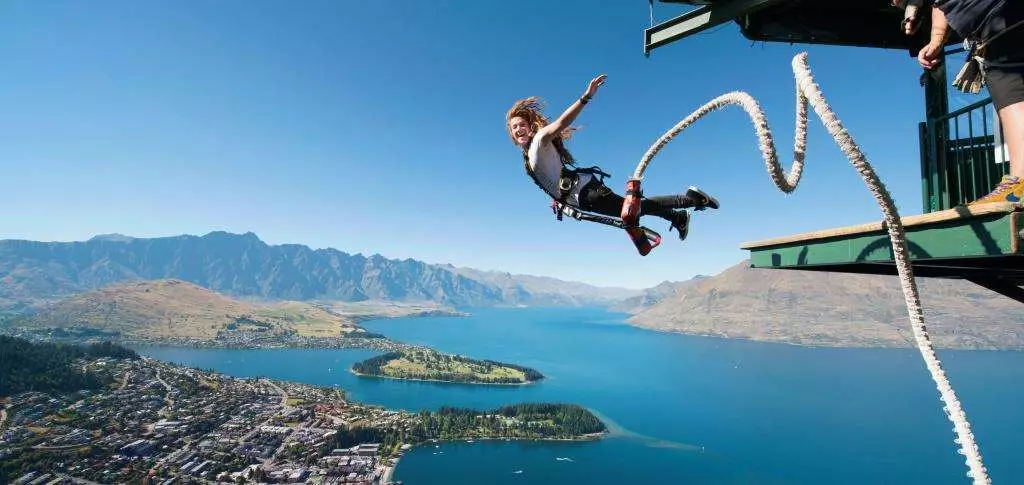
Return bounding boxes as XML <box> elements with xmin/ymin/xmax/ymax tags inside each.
<box><xmin>939</xmin><ymin>0</ymin><xmax>1024</xmax><ymax>110</ymax></box>
<box><xmin>984</xmin><ymin>30</ymin><xmax>1024</xmax><ymax>111</ymax></box>
<box><xmin>983</xmin><ymin>3</ymin><xmax>1024</xmax><ymax>111</ymax></box>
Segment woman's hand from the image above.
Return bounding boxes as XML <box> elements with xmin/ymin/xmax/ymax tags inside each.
<box><xmin>546</xmin><ymin>73</ymin><xmax>608</xmax><ymax>137</ymax></box>
<box><xmin>918</xmin><ymin>41</ymin><xmax>943</xmax><ymax>70</ymax></box>
<box><xmin>584</xmin><ymin>74</ymin><xmax>607</xmax><ymax>99</ymax></box>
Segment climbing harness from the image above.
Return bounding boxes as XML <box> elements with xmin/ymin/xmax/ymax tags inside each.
<box><xmin>522</xmin><ymin>146</ymin><xmax>663</xmax><ymax>255</ymax></box>
<box><xmin>952</xmin><ymin>18</ymin><xmax>1024</xmax><ymax>94</ymax></box>
<box><xmin>626</xmin><ymin>52</ymin><xmax>990</xmax><ymax>484</ymax></box>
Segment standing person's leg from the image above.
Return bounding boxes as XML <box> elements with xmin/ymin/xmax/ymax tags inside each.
<box><xmin>969</xmin><ymin>9</ymin><xmax>1024</xmax><ymax>204</ymax></box>
<box><xmin>969</xmin><ymin>74</ymin><xmax>1024</xmax><ymax>204</ymax></box>
<box><xmin>1003</xmin><ymin>102</ymin><xmax>1024</xmax><ymax>179</ymax></box>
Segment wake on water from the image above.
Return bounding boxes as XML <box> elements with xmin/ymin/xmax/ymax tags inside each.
<box><xmin>586</xmin><ymin>408</ymin><xmax>703</xmax><ymax>453</ymax></box>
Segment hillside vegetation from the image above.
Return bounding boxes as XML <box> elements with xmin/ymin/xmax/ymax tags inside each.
<box><xmin>11</xmin><ymin>279</ymin><xmax>361</xmax><ymax>340</ymax></box>
<box><xmin>0</xmin><ymin>336</ymin><xmax>138</xmax><ymax>396</ymax></box>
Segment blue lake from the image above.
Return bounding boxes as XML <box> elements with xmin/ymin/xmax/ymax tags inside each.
<box><xmin>136</xmin><ymin>306</ymin><xmax>1024</xmax><ymax>484</ymax></box>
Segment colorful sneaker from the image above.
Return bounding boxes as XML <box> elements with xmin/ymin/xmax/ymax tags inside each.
<box><xmin>669</xmin><ymin>210</ymin><xmax>690</xmax><ymax>241</ymax></box>
<box><xmin>686</xmin><ymin>186</ymin><xmax>720</xmax><ymax>211</ymax></box>
<box><xmin>968</xmin><ymin>175</ymin><xmax>1024</xmax><ymax>205</ymax></box>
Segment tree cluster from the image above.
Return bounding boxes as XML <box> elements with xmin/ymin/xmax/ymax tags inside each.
<box><xmin>0</xmin><ymin>336</ymin><xmax>138</xmax><ymax>396</ymax></box>
<box><xmin>405</xmin><ymin>403</ymin><xmax>605</xmax><ymax>442</ymax></box>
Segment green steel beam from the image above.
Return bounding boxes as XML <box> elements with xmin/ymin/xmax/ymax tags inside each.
<box><xmin>755</xmin><ymin>261</ymin><xmax>1024</xmax><ymax>280</ymax></box>
<box><xmin>644</xmin><ymin>0</ymin><xmax>785</xmax><ymax>56</ymax></box>
<box><xmin>748</xmin><ymin>212</ymin><xmax>1023</xmax><ymax>269</ymax></box>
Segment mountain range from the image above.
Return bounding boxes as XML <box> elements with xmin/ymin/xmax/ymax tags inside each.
<box><xmin>0</xmin><ymin>231</ymin><xmax>638</xmax><ymax>312</ymax></box>
<box><xmin>626</xmin><ymin>261</ymin><xmax>1024</xmax><ymax>350</ymax></box>
<box><xmin>3</xmin><ymin>231</ymin><xmax>1022</xmax><ymax>350</ymax></box>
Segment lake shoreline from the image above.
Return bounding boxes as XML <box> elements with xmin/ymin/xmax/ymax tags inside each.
<box><xmin>0</xmin><ymin>305</ymin><xmax>469</xmax><ymax>352</ymax></box>
<box><xmin>622</xmin><ymin>319</ymin><xmax>1024</xmax><ymax>351</ymax></box>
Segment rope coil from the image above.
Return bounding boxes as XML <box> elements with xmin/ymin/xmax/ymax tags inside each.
<box><xmin>634</xmin><ymin>52</ymin><xmax>990</xmax><ymax>484</ymax></box>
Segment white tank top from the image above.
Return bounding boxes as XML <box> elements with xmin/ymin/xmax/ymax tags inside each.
<box><xmin>526</xmin><ymin>133</ymin><xmax>592</xmax><ymax>207</ymax></box>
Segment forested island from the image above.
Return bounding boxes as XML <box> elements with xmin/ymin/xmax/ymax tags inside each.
<box><xmin>351</xmin><ymin>349</ymin><xmax>545</xmax><ymax>385</ymax></box>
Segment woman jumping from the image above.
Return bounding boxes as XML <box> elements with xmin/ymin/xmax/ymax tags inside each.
<box><xmin>506</xmin><ymin>74</ymin><xmax>719</xmax><ymax>241</ymax></box>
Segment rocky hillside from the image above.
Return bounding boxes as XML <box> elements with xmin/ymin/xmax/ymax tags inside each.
<box><xmin>610</xmin><ymin>276</ymin><xmax>708</xmax><ymax>313</ymax></box>
<box><xmin>0</xmin><ymin>232</ymin><xmax>638</xmax><ymax>311</ymax></box>
<box><xmin>7</xmin><ymin>279</ymin><xmax>362</xmax><ymax>340</ymax></box>
<box><xmin>626</xmin><ymin>261</ymin><xmax>1024</xmax><ymax>350</ymax></box>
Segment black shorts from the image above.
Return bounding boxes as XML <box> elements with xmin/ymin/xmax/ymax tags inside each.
<box><xmin>986</xmin><ymin>67</ymin><xmax>1024</xmax><ymax>111</ymax></box>
<box><xmin>982</xmin><ymin>2</ymin><xmax>1024</xmax><ymax>111</ymax></box>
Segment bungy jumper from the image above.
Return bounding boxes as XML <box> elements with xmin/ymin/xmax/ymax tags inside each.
<box><xmin>529</xmin><ymin>151</ymin><xmax>716</xmax><ymax>257</ymax></box>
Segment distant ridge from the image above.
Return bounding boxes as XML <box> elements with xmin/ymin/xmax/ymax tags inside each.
<box><xmin>610</xmin><ymin>276</ymin><xmax>708</xmax><ymax>313</ymax></box>
<box><xmin>0</xmin><ymin>231</ymin><xmax>640</xmax><ymax>311</ymax></box>
<box><xmin>625</xmin><ymin>261</ymin><xmax>1024</xmax><ymax>350</ymax></box>
<box><xmin>13</xmin><ymin>278</ymin><xmax>361</xmax><ymax>340</ymax></box>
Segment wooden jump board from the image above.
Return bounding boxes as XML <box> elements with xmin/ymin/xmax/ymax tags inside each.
<box><xmin>740</xmin><ymin>202</ymin><xmax>1024</xmax><ymax>282</ymax></box>
<box><xmin>742</xmin><ymin>202</ymin><xmax>1024</xmax><ymax>249</ymax></box>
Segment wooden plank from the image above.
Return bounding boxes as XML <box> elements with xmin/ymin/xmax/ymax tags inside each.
<box><xmin>741</xmin><ymin>202</ymin><xmax>1023</xmax><ymax>249</ymax></box>
<box><xmin>748</xmin><ymin>212</ymin><xmax>1020</xmax><ymax>269</ymax></box>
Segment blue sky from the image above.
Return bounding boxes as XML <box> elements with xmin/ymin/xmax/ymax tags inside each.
<box><xmin>0</xmin><ymin>1</ymin><xmax>991</xmax><ymax>289</ymax></box>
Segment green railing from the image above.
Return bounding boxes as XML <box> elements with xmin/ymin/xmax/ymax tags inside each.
<box><xmin>920</xmin><ymin>96</ymin><xmax>1010</xmax><ymax>212</ymax></box>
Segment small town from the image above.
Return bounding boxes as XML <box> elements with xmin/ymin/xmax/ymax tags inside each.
<box><xmin>0</xmin><ymin>324</ymin><xmax>414</xmax><ymax>354</ymax></box>
<box><xmin>1</xmin><ymin>357</ymin><xmax>418</xmax><ymax>484</ymax></box>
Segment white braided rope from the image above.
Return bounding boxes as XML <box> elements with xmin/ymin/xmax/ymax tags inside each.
<box><xmin>633</xmin><ymin>52</ymin><xmax>990</xmax><ymax>484</ymax></box>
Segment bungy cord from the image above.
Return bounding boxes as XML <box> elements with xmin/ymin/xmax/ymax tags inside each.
<box><xmin>632</xmin><ymin>52</ymin><xmax>990</xmax><ymax>484</ymax></box>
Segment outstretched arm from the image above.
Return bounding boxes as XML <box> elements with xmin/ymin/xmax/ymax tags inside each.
<box><xmin>538</xmin><ymin>74</ymin><xmax>607</xmax><ymax>141</ymax></box>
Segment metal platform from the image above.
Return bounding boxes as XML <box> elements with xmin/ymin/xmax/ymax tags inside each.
<box><xmin>641</xmin><ymin>1</ymin><xmax>1021</xmax><ymax>302</ymax></box>
<box><xmin>644</xmin><ymin>0</ymin><xmax>933</xmax><ymax>56</ymax></box>
<box><xmin>741</xmin><ymin>203</ymin><xmax>1024</xmax><ymax>302</ymax></box>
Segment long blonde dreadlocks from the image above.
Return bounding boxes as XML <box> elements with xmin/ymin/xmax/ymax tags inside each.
<box><xmin>506</xmin><ymin>96</ymin><xmax>579</xmax><ymax>167</ymax></box>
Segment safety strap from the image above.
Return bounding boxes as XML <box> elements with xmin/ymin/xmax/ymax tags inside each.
<box><xmin>953</xmin><ymin>18</ymin><xmax>1024</xmax><ymax>93</ymax></box>
<box><xmin>520</xmin><ymin>142</ymin><xmax>660</xmax><ymax>256</ymax></box>
<box><xmin>979</xmin><ymin>18</ymin><xmax>1024</xmax><ymax>67</ymax></box>
<box><xmin>522</xmin><ymin>150</ymin><xmax>611</xmax><ymax>221</ymax></box>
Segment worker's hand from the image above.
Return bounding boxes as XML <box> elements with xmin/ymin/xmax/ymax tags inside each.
<box><xmin>584</xmin><ymin>74</ymin><xmax>606</xmax><ymax>99</ymax></box>
<box><xmin>918</xmin><ymin>41</ymin><xmax>943</xmax><ymax>70</ymax></box>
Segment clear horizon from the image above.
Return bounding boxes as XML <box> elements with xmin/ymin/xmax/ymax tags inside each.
<box><xmin>0</xmin><ymin>0</ymin><xmax>993</xmax><ymax>288</ymax></box>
